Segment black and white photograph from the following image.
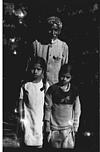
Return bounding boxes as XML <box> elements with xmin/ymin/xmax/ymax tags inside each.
<box><xmin>3</xmin><ymin>0</ymin><xmax>99</xmax><ymax>152</ymax></box>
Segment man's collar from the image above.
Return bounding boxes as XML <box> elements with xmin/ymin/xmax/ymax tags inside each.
<box><xmin>51</xmin><ymin>38</ymin><xmax>58</xmax><ymax>44</ymax></box>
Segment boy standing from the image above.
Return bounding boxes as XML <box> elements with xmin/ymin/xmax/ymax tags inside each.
<box><xmin>44</xmin><ymin>64</ymin><xmax>81</xmax><ymax>149</ymax></box>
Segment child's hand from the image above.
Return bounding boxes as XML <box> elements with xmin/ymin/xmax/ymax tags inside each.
<box><xmin>44</xmin><ymin>131</ymin><xmax>51</xmax><ymax>143</ymax></box>
<box><xmin>47</xmin><ymin>131</ymin><xmax>51</xmax><ymax>142</ymax></box>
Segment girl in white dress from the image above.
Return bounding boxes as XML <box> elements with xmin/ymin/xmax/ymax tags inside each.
<box><xmin>18</xmin><ymin>56</ymin><xmax>49</xmax><ymax>147</ymax></box>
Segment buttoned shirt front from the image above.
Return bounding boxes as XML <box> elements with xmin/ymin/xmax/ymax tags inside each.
<box><xmin>32</xmin><ymin>39</ymin><xmax>69</xmax><ymax>85</ymax></box>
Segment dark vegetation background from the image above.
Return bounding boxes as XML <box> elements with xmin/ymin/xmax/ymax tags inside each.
<box><xmin>3</xmin><ymin>0</ymin><xmax>99</xmax><ymax>151</ymax></box>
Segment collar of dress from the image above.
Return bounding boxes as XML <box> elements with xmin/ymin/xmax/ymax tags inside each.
<box><xmin>60</xmin><ymin>83</ymin><xmax>71</xmax><ymax>92</ymax></box>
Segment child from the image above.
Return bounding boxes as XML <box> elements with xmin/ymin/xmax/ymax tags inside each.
<box><xmin>18</xmin><ymin>56</ymin><xmax>49</xmax><ymax>147</ymax></box>
<box><xmin>32</xmin><ymin>16</ymin><xmax>69</xmax><ymax>86</ymax></box>
<box><xmin>43</xmin><ymin>64</ymin><xmax>81</xmax><ymax>149</ymax></box>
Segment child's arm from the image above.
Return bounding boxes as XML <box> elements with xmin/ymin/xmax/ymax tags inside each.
<box><xmin>73</xmin><ymin>96</ymin><xmax>81</xmax><ymax>132</ymax></box>
<box><xmin>44</xmin><ymin>89</ymin><xmax>53</xmax><ymax>132</ymax></box>
<box><xmin>17</xmin><ymin>87</ymin><xmax>25</xmax><ymax>140</ymax></box>
<box><xmin>19</xmin><ymin>99</ymin><xmax>24</xmax><ymax>120</ymax></box>
<box><xmin>18</xmin><ymin>87</ymin><xmax>24</xmax><ymax>120</ymax></box>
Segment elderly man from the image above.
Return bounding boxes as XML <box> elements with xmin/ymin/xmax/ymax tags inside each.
<box><xmin>32</xmin><ymin>16</ymin><xmax>69</xmax><ymax>85</ymax></box>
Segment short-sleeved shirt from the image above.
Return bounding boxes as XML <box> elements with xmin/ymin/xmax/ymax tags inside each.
<box><xmin>44</xmin><ymin>83</ymin><xmax>81</xmax><ymax>130</ymax></box>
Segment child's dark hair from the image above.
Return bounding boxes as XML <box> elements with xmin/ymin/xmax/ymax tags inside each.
<box><xmin>25</xmin><ymin>56</ymin><xmax>47</xmax><ymax>91</ymax></box>
<box><xmin>26</xmin><ymin>56</ymin><xmax>46</xmax><ymax>73</ymax></box>
<box><xmin>59</xmin><ymin>63</ymin><xmax>72</xmax><ymax>79</ymax></box>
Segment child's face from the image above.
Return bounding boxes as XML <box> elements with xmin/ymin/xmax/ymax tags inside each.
<box><xmin>31</xmin><ymin>63</ymin><xmax>43</xmax><ymax>80</ymax></box>
<box><xmin>59</xmin><ymin>73</ymin><xmax>71</xmax><ymax>86</ymax></box>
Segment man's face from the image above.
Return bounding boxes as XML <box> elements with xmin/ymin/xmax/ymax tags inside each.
<box><xmin>59</xmin><ymin>73</ymin><xmax>71</xmax><ymax>86</ymax></box>
<box><xmin>48</xmin><ymin>24</ymin><xmax>59</xmax><ymax>40</ymax></box>
<box><xmin>31</xmin><ymin>63</ymin><xmax>43</xmax><ymax>80</ymax></box>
